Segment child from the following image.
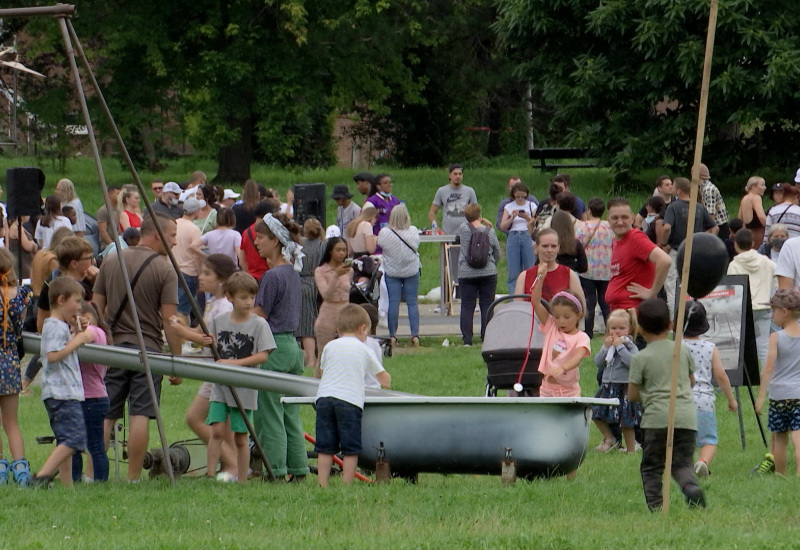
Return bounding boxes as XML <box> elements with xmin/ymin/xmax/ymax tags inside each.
<box><xmin>755</xmin><ymin>289</ymin><xmax>800</xmax><ymax>476</ymax></box>
<box><xmin>359</xmin><ymin>303</ymin><xmax>384</xmax><ymax>390</ymax></box>
<box><xmin>682</xmin><ymin>301</ymin><xmax>738</xmax><ymax>477</ymax></box>
<box><xmin>62</xmin><ymin>206</ymin><xmax>78</xmax><ymax>227</ymax></box>
<box><xmin>0</xmin><ymin>249</ymin><xmax>34</xmax><ymax>486</ymax></box>
<box><xmin>628</xmin><ymin>298</ymin><xmax>705</xmax><ymax>511</ymax></box>
<box><xmin>314</xmin><ymin>304</ymin><xmax>391</xmax><ymax>487</ymax></box>
<box><xmin>71</xmin><ymin>301</ymin><xmax>111</xmax><ymax>483</ymax></box>
<box><xmin>33</xmin><ymin>276</ymin><xmax>95</xmax><ymax>487</ymax></box>
<box><xmin>206</xmin><ymin>271</ymin><xmax>275</xmax><ymax>484</ymax></box>
<box><xmin>530</xmin><ymin>262</ymin><xmax>591</xmax><ymax>398</ymax></box>
<box><xmin>592</xmin><ymin>309</ymin><xmax>642</xmax><ymax>453</ymax></box>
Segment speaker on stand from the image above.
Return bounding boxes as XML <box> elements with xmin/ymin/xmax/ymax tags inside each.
<box><xmin>292</xmin><ymin>183</ymin><xmax>326</xmax><ymax>228</ymax></box>
<box><xmin>6</xmin><ymin>167</ymin><xmax>45</xmax><ymax>283</ymax></box>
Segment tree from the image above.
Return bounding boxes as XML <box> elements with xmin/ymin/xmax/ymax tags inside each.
<box><xmin>494</xmin><ymin>0</ymin><xmax>800</xmax><ymax>182</ymax></box>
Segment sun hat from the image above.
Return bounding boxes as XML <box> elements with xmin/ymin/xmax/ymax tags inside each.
<box><xmin>330</xmin><ymin>184</ymin><xmax>353</xmax><ymax>200</ymax></box>
<box><xmin>683</xmin><ymin>300</ymin><xmax>710</xmax><ymax>337</ymax></box>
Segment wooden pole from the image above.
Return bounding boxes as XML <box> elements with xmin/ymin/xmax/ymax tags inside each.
<box><xmin>662</xmin><ymin>0</ymin><xmax>719</xmax><ymax>516</ymax></box>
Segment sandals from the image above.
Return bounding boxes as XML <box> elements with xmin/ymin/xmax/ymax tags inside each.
<box><xmin>411</xmin><ymin>336</ymin><xmax>420</xmax><ymax>347</ymax></box>
<box><xmin>0</xmin><ymin>459</ymin><xmax>8</xmax><ymax>485</ymax></box>
<box><xmin>594</xmin><ymin>439</ymin><xmax>620</xmax><ymax>453</ymax></box>
<box><xmin>11</xmin><ymin>459</ymin><xmax>31</xmax><ymax>487</ymax></box>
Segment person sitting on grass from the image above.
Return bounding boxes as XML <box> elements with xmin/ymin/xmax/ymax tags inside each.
<box><xmin>755</xmin><ymin>289</ymin><xmax>800</xmax><ymax>477</ymax></box>
<box><xmin>313</xmin><ymin>304</ymin><xmax>391</xmax><ymax>487</ymax></box>
<box><xmin>682</xmin><ymin>300</ymin><xmax>737</xmax><ymax>478</ymax></box>
<box><xmin>32</xmin><ymin>277</ymin><xmax>95</xmax><ymax>487</ymax></box>
<box><xmin>206</xmin><ymin>272</ymin><xmax>275</xmax><ymax>484</ymax></box>
<box><xmin>628</xmin><ymin>298</ymin><xmax>705</xmax><ymax>511</ymax></box>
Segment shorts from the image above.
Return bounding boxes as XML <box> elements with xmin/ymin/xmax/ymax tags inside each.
<box><xmin>591</xmin><ymin>383</ymin><xmax>643</xmax><ymax>428</ymax></box>
<box><xmin>197</xmin><ymin>381</ymin><xmax>213</xmax><ymax>399</ymax></box>
<box><xmin>314</xmin><ymin>397</ymin><xmax>363</xmax><ymax>456</ymax></box>
<box><xmin>105</xmin><ymin>344</ymin><xmax>164</xmax><ymax>419</ymax></box>
<box><xmin>696</xmin><ymin>409</ymin><xmax>718</xmax><ymax>446</ymax></box>
<box><xmin>539</xmin><ymin>379</ymin><xmax>580</xmax><ymax>398</ymax></box>
<box><xmin>206</xmin><ymin>401</ymin><xmax>253</xmax><ymax>434</ymax></box>
<box><xmin>768</xmin><ymin>399</ymin><xmax>800</xmax><ymax>433</ymax></box>
<box><xmin>44</xmin><ymin>398</ymin><xmax>87</xmax><ymax>452</ymax></box>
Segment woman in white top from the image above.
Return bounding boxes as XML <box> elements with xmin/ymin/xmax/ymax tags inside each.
<box><xmin>345</xmin><ymin>204</ymin><xmax>378</xmax><ymax>257</ymax></box>
<box><xmin>34</xmin><ymin>195</ymin><xmax>73</xmax><ymax>249</ymax></box>
<box><xmin>500</xmin><ymin>182</ymin><xmax>536</xmax><ymax>294</ymax></box>
<box><xmin>54</xmin><ymin>178</ymin><xmax>86</xmax><ymax>237</ymax></box>
<box><xmin>377</xmin><ymin>205</ymin><xmax>421</xmax><ymax>347</ymax></box>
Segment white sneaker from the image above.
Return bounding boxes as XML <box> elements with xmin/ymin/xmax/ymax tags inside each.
<box><xmin>694</xmin><ymin>460</ymin><xmax>709</xmax><ymax>478</ymax></box>
<box><xmin>433</xmin><ymin>305</ymin><xmax>441</xmax><ymax>313</ymax></box>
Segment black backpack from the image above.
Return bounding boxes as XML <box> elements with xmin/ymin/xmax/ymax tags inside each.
<box><xmin>465</xmin><ymin>226</ymin><xmax>490</xmax><ymax>268</ymax></box>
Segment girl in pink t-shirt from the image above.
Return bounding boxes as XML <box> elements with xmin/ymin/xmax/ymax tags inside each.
<box><xmin>531</xmin><ymin>262</ymin><xmax>591</xmax><ymax>398</ymax></box>
<box><xmin>74</xmin><ymin>301</ymin><xmax>111</xmax><ymax>482</ymax></box>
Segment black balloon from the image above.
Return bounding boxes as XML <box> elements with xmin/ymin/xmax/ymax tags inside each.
<box><xmin>676</xmin><ymin>232</ymin><xmax>729</xmax><ymax>299</ymax></box>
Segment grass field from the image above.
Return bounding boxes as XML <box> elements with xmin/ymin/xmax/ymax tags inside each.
<box><xmin>1</xmin><ymin>339</ymin><xmax>796</xmax><ymax>549</ymax></box>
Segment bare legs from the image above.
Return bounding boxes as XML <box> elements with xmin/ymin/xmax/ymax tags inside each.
<box><xmin>186</xmin><ymin>395</ymin><xmax>236</xmax><ymax>474</ymax></box>
<box><xmin>0</xmin><ymin>395</ymin><xmax>25</xmax><ymax>461</ymax></box>
<box><xmin>301</xmin><ymin>337</ymin><xmax>316</xmax><ymax>368</ymax></box>
<box><xmin>317</xmin><ymin>454</ymin><xmax>358</xmax><ymax>487</ymax></box>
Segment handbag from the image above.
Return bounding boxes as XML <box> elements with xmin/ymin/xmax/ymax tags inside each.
<box><xmin>390</xmin><ymin>229</ymin><xmax>421</xmax><ymax>274</ymax></box>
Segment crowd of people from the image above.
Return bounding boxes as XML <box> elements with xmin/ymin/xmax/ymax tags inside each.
<box><xmin>1</xmin><ymin>162</ymin><xmax>800</xmax><ymax>501</ymax></box>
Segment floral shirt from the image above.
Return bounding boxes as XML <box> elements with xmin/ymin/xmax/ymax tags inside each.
<box><xmin>575</xmin><ymin>220</ymin><xmax>613</xmax><ymax>281</ymax></box>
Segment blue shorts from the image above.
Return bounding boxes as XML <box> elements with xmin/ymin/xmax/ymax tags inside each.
<box><xmin>44</xmin><ymin>398</ymin><xmax>87</xmax><ymax>452</ymax></box>
<box><xmin>696</xmin><ymin>409</ymin><xmax>718</xmax><ymax>446</ymax></box>
<box><xmin>768</xmin><ymin>399</ymin><xmax>800</xmax><ymax>433</ymax></box>
<box><xmin>314</xmin><ymin>397</ymin><xmax>363</xmax><ymax>456</ymax></box>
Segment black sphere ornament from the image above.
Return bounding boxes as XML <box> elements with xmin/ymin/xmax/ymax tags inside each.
<box><xmin>676</xmin><ymin>232</ymin><xmax>729</xmax><ymax>299</ymax></box>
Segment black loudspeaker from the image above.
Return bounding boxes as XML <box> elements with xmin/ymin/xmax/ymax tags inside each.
<box><xmin>6</xmin><ymin>167</ymin><xmax>45</xmax><ymax>218</ymax></box>
<box><xmin>293</xmin><ymin>183</ymin><xmax>326</xmax><ymax>227</ymax></box>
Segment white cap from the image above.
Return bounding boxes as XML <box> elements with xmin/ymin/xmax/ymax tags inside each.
<box><xmin>179</xmin><ymin>188</ymin><xmax>197</xmax><ymax>202</ymax></box>
<box><xmin>182</xmin><ymin>197</ymin><xmax>206</xmax><ymax>214</ymax></box>
<box><xmin>162</xmin><ymin>181</ymin><xmax>182</xmax><ymax>194</ymax></box>
<box><xmin>325</xmin><ymin>225</ymin><xmax>341</xmax><ymax>238</ymax></box>
<box><xmin>794</xmin><ymin>168</ymin><xmax>800</xmax><ymax>184</ymax></box>
<box><xmin>223</xmin><ymin>188</ymin><xmax>241</xmax><ymax>200</ymax></box>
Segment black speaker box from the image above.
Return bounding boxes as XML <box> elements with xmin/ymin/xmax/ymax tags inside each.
<box><xmin>292</xmin><ymin>183</ymin><xmax>326</xmax><ymax>227</ymax></box>
<box><xmin>6</xmin><ymin>167</ymin><xmax>45</xmax><ymax>218</ymax></box>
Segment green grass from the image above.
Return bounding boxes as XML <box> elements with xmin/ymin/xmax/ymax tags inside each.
<box><xmin>2</xmin><ymin>338</ymin><xmax>797</xmax><ymax>549</ymax></box>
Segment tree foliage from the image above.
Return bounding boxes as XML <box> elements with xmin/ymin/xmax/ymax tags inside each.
<box><xmin>494</xmin><ymin>0</ymin><xmax>800</xmax><ymax>181</ymax></box>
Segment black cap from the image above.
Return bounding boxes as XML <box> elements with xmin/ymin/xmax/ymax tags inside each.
<box><xmin>353</xmin><ymin>172</ymin><xmax>374</xmax><ymax>183</ymax></box>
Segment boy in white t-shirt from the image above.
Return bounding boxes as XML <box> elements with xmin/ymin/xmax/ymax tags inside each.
<box><xmin>314</xmin><ymin>305</ymin><xmax>391</xmax><ymax>487</ymax></box>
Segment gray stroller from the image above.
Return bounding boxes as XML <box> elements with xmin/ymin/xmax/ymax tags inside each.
<box><xmin>481</xmin><ymin>295</ymin><xmax>546</xmax><ymax>397</ymax></box>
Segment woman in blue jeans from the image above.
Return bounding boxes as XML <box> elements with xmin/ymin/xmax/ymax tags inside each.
<box><xmin>499</xmin><ymin>183</ymin><xmax>536</xmax><ymax>294</ymax></box>
<box><xmin>457</xmin><ymin>204</ymin><xmax>502</xmax><ymax>346</ymax></box>
<box><xmin>377</xmin><ymin>205</ymin><xmax>421</xmax><ymax>347</ymax></box>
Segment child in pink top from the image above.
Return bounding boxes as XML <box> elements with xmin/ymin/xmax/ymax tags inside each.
<box><xmin>72</xmin><ymin>301</ymin><xmax>110</xmax><ymax>482</ymax></box>
<box><xmin>531</xmin><ymin>262</ymin><xmax>591</xmax><ymax>398</ymax></box>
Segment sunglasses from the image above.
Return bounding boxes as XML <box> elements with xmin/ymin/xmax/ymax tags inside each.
<box><xmin>152</xmin><ymin>186</ymin><xmax>164</xmax><ymax>191</ymax></box>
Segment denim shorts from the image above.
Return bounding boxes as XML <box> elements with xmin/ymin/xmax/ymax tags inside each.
<box><xmin>44</xmin><ymin>398</ymin><xmax>87</xmax><ymax>452</ymax></box>
<box><xmin>768</xmin><ymin>399</ymin><xmax>800</xmax><ymax>433</ymax></box>
<box><xmin>696</xmin><ymin>409</ymin><xmax>718</xmax><ymax>447</ymax></box>
<box><xmin>314</xmin><ymin>397</ymin><xmax>363</xmax><ymax>456</ymax></box>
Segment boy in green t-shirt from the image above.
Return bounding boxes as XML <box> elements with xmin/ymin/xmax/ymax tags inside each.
<box><xmin>628</xmin><ymin>298</ymin><xmax>705</xmax><ymax>511</ymax></box>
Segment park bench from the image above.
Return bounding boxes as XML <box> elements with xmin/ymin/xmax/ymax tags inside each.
<box><xmin>528</xmin><ymin>147</ymin><xmax>597</xmax><ymax>172</ymax></box>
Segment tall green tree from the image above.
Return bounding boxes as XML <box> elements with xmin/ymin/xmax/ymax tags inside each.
<box><xmin>495</xmin><ymin>0</ymin><xmax>800</xmax><ymax>181</ymax></box>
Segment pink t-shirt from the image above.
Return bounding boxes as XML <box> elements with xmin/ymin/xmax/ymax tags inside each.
<box><xmin>537</xmin><ymin>316</ymin><xmax>590</xmax><ymax>396</ymax></box>
<box><xmin>80</xmin><ymin>325</ymin><xmax>108</xmax><ymax>398</ymax></box>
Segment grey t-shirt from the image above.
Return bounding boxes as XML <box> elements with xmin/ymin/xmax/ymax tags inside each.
<box><xmin>41</xmin><ymin>317</ymin><xmax>85</xmax><ymax>401</ymax></box>
<box><xmin>209</xmin><ymin>313</ymin><xmax>276</xmax><ymax>409</ymax></box>
<box><xmin>769</xmin><ymin>331</ymin><xmax>800</xmax><ymax>400</ymax></box>
<box><xmin>255</xmin><ymin>264</ymin><xmax>301</xmax><ymax>334</ymax></box>
<box><xmin>336</xmin><ymin>202</ymin><xmax>361</xmax><ymax>235</ymax></box>
<box><xmin>663</xmin><ymin>199</ymin><xmax>715</xmax><ymax>248</ymax></box>
<box><xmin>433</xmin><ymin>184</ymin><xmax>478</xmax><ymax>234</ymax></box>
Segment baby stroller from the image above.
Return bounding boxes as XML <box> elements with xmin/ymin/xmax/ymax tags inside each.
<box><xmin>481</xmin><ymin>295</ymin><xmax>546</xmax><ymax>397</ymax></box>
<box><xmin>349</xmin><ymin>255</ymin><xmax>381</xmax><ymax>307</ymax></box>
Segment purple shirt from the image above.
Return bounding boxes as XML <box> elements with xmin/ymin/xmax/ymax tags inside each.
<box><xmin>365</xmin><ymin>194</ymin><xmax>401</xmax><ymax>254</ymax></box>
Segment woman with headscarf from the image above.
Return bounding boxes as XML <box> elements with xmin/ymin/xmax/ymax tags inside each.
<box><xmin>252</xmin><ymin>213</ymin><xmax>309</xmax><ymax>481</ymax></box>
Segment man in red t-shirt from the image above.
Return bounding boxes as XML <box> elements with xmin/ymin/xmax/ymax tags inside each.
<box><xmin>605</xmin><ymin>197</ymin><xmax>671</xmax><ymax>311</ymax></box>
